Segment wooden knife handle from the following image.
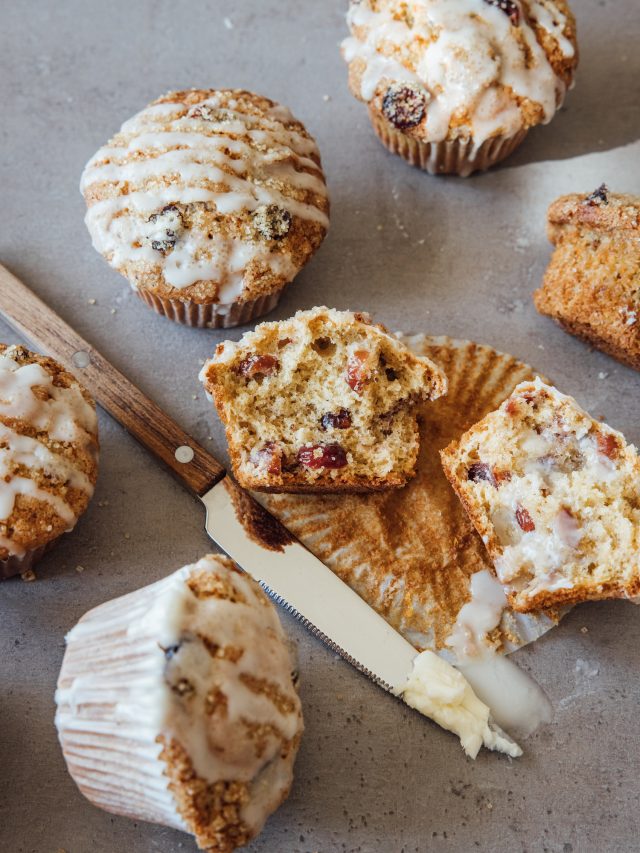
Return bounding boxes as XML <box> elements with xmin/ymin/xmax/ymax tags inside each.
<box><xmin>0</xmin><ymin>263</ymin><xmax>226</xmax><ymax>496</ymax></box>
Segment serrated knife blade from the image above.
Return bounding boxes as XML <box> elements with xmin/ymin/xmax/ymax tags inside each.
<box><xmin>201</xmin><ymin>477</ymin><xmax>417</xmax><ymax>694</ymax></box>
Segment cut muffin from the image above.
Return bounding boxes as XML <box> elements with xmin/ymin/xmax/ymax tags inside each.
<box><xmin>200</xmin><ymin>308</ymin><xmax>447</xmax><ymax>493</ymax></box>
<box><xmin>0</xmin><ymin>344</ymin><xmax>99</xmax><ymax>578</ymax></box>
<box><xmin>342</xmin><ymin>0</ymin><xmax>578</xmax><ymax>176</ymax></box>
<box><xmin>55</xmin><ymin>554</ymin><xmax>303</xmax><ymax>853</ymax></box>
<box><xmin>440</xmin><ymin>378</ymin><xmax>640</xmax><ymax>612</ymax></box>
<box><xmin>534</xmin><ymin>187</ymin><xmax>640</xmax><ymax>370</ymax></box>
<box><xmin>81</xmin><ymin>89</ymin><xmax>329</xmax><ymax>328</ymax></box>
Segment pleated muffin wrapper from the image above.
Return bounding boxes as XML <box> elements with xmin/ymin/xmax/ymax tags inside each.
<box><xmin>368</xmin><ymin>108</ymin><xmax>529</xmax><ymax>178</ymax></box>
<box><xmin>258</xmin><ymin>335</ymin><xmax>564</xmax><ymax>656</ymax></box>
<box><xmin>55</xmin><ymin>572</ymin><xmax>191</xmax><ymax>832</ymax></box>
<box><xmin>136</xmin><ymin>288</ymin><xmax>283</xmax><ymax>329</ymax></box>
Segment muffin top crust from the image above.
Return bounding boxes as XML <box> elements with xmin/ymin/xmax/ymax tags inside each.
<box><xmin>342</xmin><ymin>0</ymin><xmax>578</xmax><ymax>146</ymax></box>
<box><xmin>81</xmin><ymin>89</ymin><xmax>330</xmax><ymax>305</ymax></box>
<box><xmin>0</xmin><ymin>345</ymin><xmax>99</xmax><ymax>563</ymax></box>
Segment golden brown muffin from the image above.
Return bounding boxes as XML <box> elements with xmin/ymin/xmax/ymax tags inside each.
<box><xmin>534</xmin><ymin>187</ymin><xmax>640</xmax><ymax>370</ymax></box>
<box><xmin>81</xmin><ymin>89</ymin><xmax>330</xmax><ymax>328</ymax></box>
<box><xmin>342</xmin><ymin>0</ymin><xmax>578</xmax><ymax>176</ymax></box>
<box><xmin>55</xmin><ymin>554</ymin><xmax>303</xmax><ymax>853</ymax></box>
<box><xmin>200</xmin><ymin>308</ymin><xmax>447</xmax><ymax>493</ymax></box>
<box><xmin>441</xmin><ymin>378</ymin><xmax>640</xmax><ymax>612</ymax></box>
<box><xmin>0</xmin><ymin>344</ymin><xmax>99</xmax><ymax>578</ymax></box>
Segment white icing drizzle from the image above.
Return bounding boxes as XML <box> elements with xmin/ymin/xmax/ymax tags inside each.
<box><xmin>342</xmin><ymin>0</ymin><xmax>574</xmax><ymax>146</ymax></box>
<box><xmin>445</xmin><ymin>569</ymin><xmax>553</xmax><ymax>737</ymax></box>
<box><xmin>55</xmin><ymin>556</ymin><xmax>302</xmax><ymax>842</ymax></box>
<box><xmin>81</xmin><ymin>92</ymin><xmax>329</xmax><ymax>294</ymax></box>
<box><xmin>0</xmin><ymin>350</ymin><xmax>97</xmax><ymax>551</ymax></box>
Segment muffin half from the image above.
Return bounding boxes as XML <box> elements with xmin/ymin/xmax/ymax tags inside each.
<box><xmin>81</xmin><ymin>89</ymin><xmax>330</xmax><ymax>327</ymax></box>
<box><xmin>200</xmin><ymin>308</ymin><xmax>447</xmax><ymax>493</ymax></box>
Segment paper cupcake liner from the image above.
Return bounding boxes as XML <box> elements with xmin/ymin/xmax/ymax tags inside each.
<box><xmin>258</xmin><ymin>335</ymin><xmax>561</xmax><ymax>654</ymax></box>
<box><xmin>135</xmin><ymin>289</ymin><xmax>283</xmax><ymax>329</ymax></box>
<box><xmin>369</xmin><ymin>109</ymin><xmax>529</xmax><ymax>177</ymax></box>
<box><xmin>1</xmin><ymin>539</ymin><xmax>58</xmax><ymax>580</ymax></box>
<box><xmin>55</xmin><ymin>574</ymin><xmax>187</xmax><ymax>832</ymax></box>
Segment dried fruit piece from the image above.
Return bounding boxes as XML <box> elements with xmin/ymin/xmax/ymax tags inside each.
<box><xmin>237</xmin><ymin>354</ymin><xmax>280</xmax><ymax>379</ymax></box>
<box><xmin>345</xmin><ymin>350</ymin><xmax>371</xmax><ymax>394</ymax></box>
<box><xmin>467</xmin><ymin>462</ymin><xmax>497</xmax><ymax>487</ymax></box>
<box><xmin>253</xmin><ymin>204</ymin><xmax>292</xmax><ymax>240</ymax></box>
<box><xmin>147</xmin><ymin>204</ymin><xmax>184</xmax><ymax>253</ymax></box>
<box><xmin>297</xmin><ymin>443</ymin><xmax>348</xmax><ymax>470</ymax></box>
<box><xmin>311</xmin><ymin>336</ymin><xmax>336</xmax><ymax>356</ymax></box>
<box><xmin>515</xmin><ymin>505</ymin><xmax>535</xmax><ymax>532</ymax></box>
<box><xmin>320</xmin><ymin>409</ymin><xmax>352</xmax><ymax>431</ymax></box>
<box><xmin>250</xmin><ymin>442</ymin><xmax>283</xmax><ymax>476</ymax></box>
<box><xmin>382</xmin><ymin>83</ymin><xmax>428</xmax><ymax>130</ymax></box>
<box><xmin>584</xmin><ymin>184</ymin><xmax>609</xmax><ymax>207</ymax></box>
<box><xmin>494</xmin><ymin>469</ymin><xmax>512</xmax><ymax>486</ymax></box>
<box><xmin>483</xmin><ymin>0</ymin><xmax>520</xmax><ymax>25</ymax></box>
<box><xmin>596</xmin><ymin>432</ymin><xmax>619</xmax><ymax>460</ymax></box>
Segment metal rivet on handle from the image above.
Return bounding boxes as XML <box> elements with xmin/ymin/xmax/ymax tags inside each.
<box><xmin>72</xmin><ymin>350</ymin><xmax>91</xmax><ymax>369</ymax></box>
<box><xmin>175</xmin><ymin>445</ymin><xmax>195</xmax><ymax>464</ymax></box>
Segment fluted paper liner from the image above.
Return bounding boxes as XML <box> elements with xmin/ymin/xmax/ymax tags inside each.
<box><xmin>369</xmin><ymin>109</ymin><xmax>530</xmax><ymax>177</ymax></box>
<box><xmin>55</xmin><ymin>574</ymin><xmax>189</xmax><ymax>831</ymax></box>
<box><xmin>136</xmin><ymin>288</ymin><xmax>283</xmax><ymax>329</ymax></box>
<box><xmin>259</xmin><ymin>336</ymin><xmax>562</xmax><ymax>653</ymax></box>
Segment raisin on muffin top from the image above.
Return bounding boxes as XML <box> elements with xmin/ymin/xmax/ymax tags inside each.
<box><xmin>81</xmin><ymin>89</ymin><xmax>330</xmax><ymax>306</ymax></box>
<box><xmin>342</xmin><ymin>0</ymin><xmax>578</xmax><ymax>146</ymax></box>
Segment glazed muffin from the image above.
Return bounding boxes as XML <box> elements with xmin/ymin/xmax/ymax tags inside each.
<box><xmin>535</xmin><ymin>187</ymin><xmax>640</xmax><ymax>370</ymax></box>
<box><xmin>81</xmin><ymin>89</ymin><xmax>330</xmax><ymax>328</ymax></box>
<box><xmin>441</xmin><ymin>379</ymin><xmax>640</xmax><ymax>612</ymax></box>
<box><xmin>55</xmin><ymin>554</ymin><xmax>303</xmax><ymax>853</ymax></box>
<box><xmin>0</xmin><ymin>345</ymin><xmax>99</xmax><ymax>579</ymax></box>
<box><xmin>200</xmin><ymin>308</ymin><xmax>447</xmax><ymax>493</ymax></box>
<box><xmin>342</xmin><ymin>0</ymin><xmax>578</xmax><ymax>176</ymax></box>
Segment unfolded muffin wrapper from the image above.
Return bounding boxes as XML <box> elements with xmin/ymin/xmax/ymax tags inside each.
<box><xmin>136</xmin><ymin>288</ymin><xmax>283</xmax><ymax>329</ymax></box>
<box><xmin>369</xmin><ymin>108</ymin><xmax>529</xmax><ymax>178</ymax></box>
<box><xmin>54</xmin><ymin>579</ymin><xmax>187</xmax><ymax>834</ymax></box>
<box><xmin>1</xmin><ymin>539</ymin><xmax>58</xmax><ymax>580</ymax></box>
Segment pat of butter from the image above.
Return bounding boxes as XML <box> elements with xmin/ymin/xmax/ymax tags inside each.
<box><xmin>400</xmin><ymin>651</ymin><xmax>522</xmax><ymax>759</ymax></box>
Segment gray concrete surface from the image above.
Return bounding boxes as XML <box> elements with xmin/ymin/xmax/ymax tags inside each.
<box><xmin>1</xmin><ymin>1</ymin><xmax>640</xmax><ymax>851</ymax></box>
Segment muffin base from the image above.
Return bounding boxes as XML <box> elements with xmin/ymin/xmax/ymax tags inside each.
<box><xmin>1</xmin><ymin>539</ymin><xmax>58</xmax><ymax>580</ymax></box>
<box><xmin>136</xmin><ymin>289</ymin><xmax>284</xmax><ymax>329</ymax></box>
<box><xmin>369</xmin><ymin>109</ymin><xmax>529</xmax><ymax>177</ymax></box>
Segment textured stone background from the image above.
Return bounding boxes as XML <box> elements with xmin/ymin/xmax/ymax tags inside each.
<box><xmin>1</xmin><ymin>1</ymin><xmax>640</xmax><ymax>851</ymax></box>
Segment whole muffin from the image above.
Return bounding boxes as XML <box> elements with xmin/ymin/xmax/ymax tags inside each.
<box><xmin>81</xmin><ymin>89</ymin><xmax>330</xmax><ymax>328</ymax></box>
<box><xmin>0</xmin><ymin>345</ymin><xmax>99</xmax><ymax>579</ymax></box>
<box><xmin>342</xmin><ymin>0</ymin><xmax>578</xmax><ymax>176</ymax></box>
<box><xmin>55</xmin><ymin>554</ymin><xmax>303</xmax><ymax>853</ymax></box>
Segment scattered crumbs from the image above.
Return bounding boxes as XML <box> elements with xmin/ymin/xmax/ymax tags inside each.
<box><xmin>376</xmin><ymin>225</ymin><xmax>383</xmax><ymax>231</ymax></box>
<box><xmin>192</xmin><ymin>394</ymin><xmax>198</xmax><ymax>400</ymax></box>
<box><xmin>223</xmin><ymin>16</ymin><xmax>233</xmax><ymax>29</ymax></box>
<box><xmin>486</xmin><ymin>802</ymin><xmax>493</xmax><ymax>811</ymax></box>
<box><xmin>598</xmin><ymin>371</ymin><xmax>609</xmax><ymax>380</ymax></box>
<box><xmin>322</xmin><ymin>94</ymin><xmax>331</xmax><ymax>102</ymax></box>
<box><xmin>124</xmin><ymin>533</ymin><xmax>131</xmax><ymax>540</ymax></box>
<box><xmin>110</xmin><ymin>550</ymin><xmax>115</xmax><ymax>557</ymax></box>
<box><xmin>88</xmin><ymin>298</ymin><xmax>96</xmax><ymax>305</ymax></box>
<box><xmin>580</xmin><ymin>626</ymin><xmax>589</xmax><ymax>634</ymax></box>
<box><xmin>21</xmin><ymin>569</ymin><xmax>36</xmax><ymax>582</ymax></box>
<box><xmin>207</xmin><ymin>436</ymin><xmax>213</xmax><ymax>441</ymax></box>
<box><xmin>515</xmin><ymin>236</ymin><xmax>530</xmax><ymax>252</ymax></box>
<box><xmin>417</xmin><ymin>238</ymin><xmax>425</xmax><ymax>245</ymax></box>
<box><xmin>110</xmin><ymin>308</ymin><xmax>117</xmax><ymax>315</ymax></box>
<box><xmin>538</xmin><ymin>344</ymin><xmax>545</xmax><ymax>350</ymax></box>
<box><xmin>56</xmin><ymin>848</ymin><xmax>68</xmax><ymax>853</ymax></box>
<box><xmin>75</xmin><ymin>564</ymin><xmax>85</xmax><ymax>574</ymax></box>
